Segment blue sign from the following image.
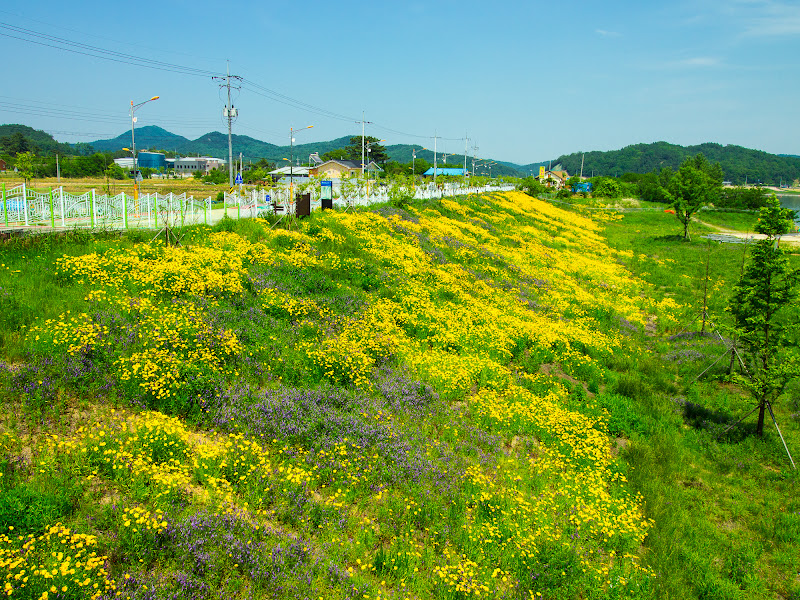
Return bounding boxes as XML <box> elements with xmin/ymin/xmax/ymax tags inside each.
<box><xmin>321</xmin><ymin>180</ymin><xmax>332</xmax><ymax>201</ymax></box>
<box><xmin>235</xmin><ymin>173</ymin><xmax>243</xmax><ymax>185</ymax></box>
<box><xmin>264</xmin><ymin>194</ymin><xmax>271</xmax><ymax>203</ymax></box>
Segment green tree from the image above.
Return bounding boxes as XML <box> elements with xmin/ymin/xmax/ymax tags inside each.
<box><xmin>669</xmin><ymin>154</ymin><xmax>722</xmax><ymax>240</ymax></box>
<box><xmin>202</xmin><ymin>168</ymin><xmax>228</xmax><ymax>184</ymax></box>
<box><xmin>591</xmin><ymin>177</ymin><xmax>622</xmax><ymax>198</ymax></box>
<box><xmin>0</xmin><ymin>132</ymin><xmax>33</xmax><ymax>156</ymax></box>
<box><xmin>729</xmin><ymin>197</ymin><xmax>799</xmax><ymax>437</ymax></box>
<box><xmin>518</xmin><ymin>176</ymin><xmax>547</xmax><ymax>198</ymax></box>
<box><xmin>321</xmin><ymin>148</ymin><xmax>349</xmax><ymax>162</ymax></box>
<box><xmin>15</xmin><ymin>151</ymin><xmax>36</xmax><ymax>184</ymax></box>
<box><xmin>344</xmin><ymin>136</ymin><xmax>388</xmax><ymax>164</ymax></box>
<box><xmin>104</xmin><ymin>163</ymin><xmax>126</xmax><ymax>180</ymax></box>
<box><xmin>242</xmin><ymin>168</ymin><xmax>267</xmax><ymax>184</ymax></box>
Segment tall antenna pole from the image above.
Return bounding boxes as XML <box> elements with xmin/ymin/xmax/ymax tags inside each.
<box><xmin>580</xmin><ymin>152</ymin><xmax>585</xmax><ymax>179</ymax></box>
<box><xmin>213</xmin><ymin>61</ymin><xmax>242</xmax><ymax>187</ymax></box>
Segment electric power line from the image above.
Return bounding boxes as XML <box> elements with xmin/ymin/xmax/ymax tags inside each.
<box><xmin>0</xmin><ymin>21</ymin><xmax>224</xmax><ymax>78</ymax></box>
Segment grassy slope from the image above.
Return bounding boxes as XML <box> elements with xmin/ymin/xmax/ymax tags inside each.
<box><xmin>0</xmin><ymin>192</ymin><xmax>797</xmax><ymax>600</ymax></box>
<box><xmin>602</xmin><ymin>209</ymin><xmax>800</xmax><ymax>599</ymax></box>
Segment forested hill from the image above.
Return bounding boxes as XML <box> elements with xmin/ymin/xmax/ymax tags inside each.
<box><xmin>0</xmin><ymin>124</ymin><xmax>77</xmax><ymax>156</ymax></box>
<box><xmin>542</xmin><ymin>142</ymin><xmax>800</xmax><ymax>186</ymax></box>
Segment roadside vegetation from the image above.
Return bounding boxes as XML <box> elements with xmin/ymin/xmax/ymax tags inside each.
<box><xmin>0</xmin><ymin>190</ymin><xmax>797</xmax><ymax>599</ymax></box>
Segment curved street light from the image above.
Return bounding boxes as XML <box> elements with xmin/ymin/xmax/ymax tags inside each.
<box><xmin>289</xmin><ymin>125</ymin><xmax>313</xmax><ymax>203</ymax></box>
<box><xmin>129</xmin><ymin>95</ymin><xmax>159</xmax><ymax>201</ymax></box>
<box><xmin>364</xmin><ymin>139</ymin><xmax>385</xmax><ymax>192</ymax></box>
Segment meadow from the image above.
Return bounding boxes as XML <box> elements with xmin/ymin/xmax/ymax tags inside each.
<box><xmin>0</xmin><ymin>191</ymin><xmax>797</xmax><ymax>599</ymax></box>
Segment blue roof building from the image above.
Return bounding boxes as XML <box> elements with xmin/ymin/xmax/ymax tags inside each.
<box><xmin>423</xmin><ymin>167</ymin><xmax>468</xmax><ymax>177</ymax></box>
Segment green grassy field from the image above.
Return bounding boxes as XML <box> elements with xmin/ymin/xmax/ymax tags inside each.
<box><xmin>0</xmin><ymin>192</ymin><xmax>797</xmax><ymax>599</ymax></box>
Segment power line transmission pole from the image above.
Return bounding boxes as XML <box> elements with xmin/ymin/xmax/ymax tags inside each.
<box><xmin>213</xmin><ymin>61</ymin><xmax>242</xmax><ymax>187</ymax></box>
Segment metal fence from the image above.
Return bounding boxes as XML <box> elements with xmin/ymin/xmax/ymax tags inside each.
<box><xmin>0</xmin><ymin>181</ymin><xmax>515</xmax><ymax>230</ymax></box>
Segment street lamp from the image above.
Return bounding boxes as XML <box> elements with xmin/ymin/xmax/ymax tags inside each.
<box><xmin>129</xmin><ymin>95</ymin><xmax>159</xmax><ymax>201</ymax></box>
<box><xmin>412</xmin><ymin>147</ymin><xmax>427</xmax><ymax>177</ymax></box>
<box><xmin>289</xmin><ymin>125</ymin><xmax>313</xmax><ymax>203</ymax></box>
<box><xmin>364</xmin><ymin>139</ymin><xmax>385</xmax><ymax>192</ymax></box>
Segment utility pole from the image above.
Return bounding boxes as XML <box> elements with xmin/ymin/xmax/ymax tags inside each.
<box><xmin>464</xmin><ymin>134</ymin><xmax>469</xmax><ymax>176</ymax></box>
<box><xmin>56</xmin><ymin>153</ymin><xmax>60</xmax><ymax>184</ymax></box>
<box><xmin>580</xmin><ymin>152</ymin><xmax>584</xmax><ymax>179</ymax></box>
<box><xmin>433</xmin><ymin>131</ymin><xmax>438</xmax><ymax>183</ymax></box>
<box><xmin>213</xmin><ymin>61</ymin><xmax>242</xmax><ymax>187</ymax></box>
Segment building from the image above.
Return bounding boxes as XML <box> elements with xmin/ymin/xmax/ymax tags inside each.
<box><xmin>173</xmin><ymin>157</ymin><xmax>226</xmax><ymax>175</ymax></box>
<box><xmin>0</xmin><ymin>159</ymin><xmax>7</xmax><ymax>171</ymax></box>
<box><xmin>309</xmin><ymin>159</ymin><xmax>382</xmax><ymax>178</ymax></box>
<box><xmin>537</xmin><ymin>169</ymin><xmax>569</xmax><ymax>189</ymax></box>
<box><xmin>137</xmin><ymin>152</ymin><xmax>166</xmax><ymax>171</ymax></box>
<box><xmin>267</xmin><ymin>165</ymin><xmax>311</xmax><ymax>182</ymax></box>
<box><xmin>113</xmin><ymin>157</ymin><xmax>135</xmax><ymax>169</ymax></box>
<box><xmin>422</xmin><ymin>167</ymin><xmax>468</xmax><ymax>177</ymax></box>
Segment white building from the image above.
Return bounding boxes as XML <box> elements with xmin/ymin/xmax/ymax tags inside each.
<box><xmin>173</xmin><ymin>157</ymin><xmax>227</xmax><ymax>175</ymax></box>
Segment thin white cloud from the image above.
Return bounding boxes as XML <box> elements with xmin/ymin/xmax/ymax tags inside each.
<box><xmin>722</xmin><ymin>0</ymin><xmax>800</xmax><ymax>36</ymax></box>
<box><xmin>679</xmin><ymin>56</ymin><xmax>721</xmax><ymax>67</ymax></box>
<box><xmin>595</xmin><ymin>29</ymin><xmax>621</xmax><ymax>37</ymax></box>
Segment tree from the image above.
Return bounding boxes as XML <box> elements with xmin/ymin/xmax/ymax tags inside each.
<box><xmin>321</xmin><ymin>148</ymin><xmax>349</xmax><ymax>162</ymax></box>
<box><xmin>729</xmin><ymin>197</ymin><xmax>799</xmax><ymax>437</ymax></box>
<box><xmin>104</xmin><ymin>163</ymin><xmax>126</xmax><ymax>180</ymax></box>
<box><xmin>202</xmin><ymin>168</ymin><xmax>227</xmax><ymax>185</ymax></box>
<box><xmin>637</xmin><ymin>172</ymin><xmax>670</xmax><ymax>203</ymax></box>
<box><xmin>344</xmin><ymin>136</ymin><xmax>388</xmax><ymax>164</ymax></box>
<box><xmin>0</xmin><ymin>132</ymin><xmax>33</xmax><ymax>156</ymax></box>
<box><xmin>15</xmin><ymin>151</ymin><xmax>36</xmax><ymax>184</ymax></box>
<box><xmin>669</xmin><ymin>154</ymin><xmax>722</xmax><ymax>240</ymax></box>
<box><xmin>518</xmin><ymin>176</ymin><xmax>547</xmax><ymax>198</ymax></box>
<box><xmin>591</xmin><ymin>177</ymin><xmax>622</xmax><ymax>198</ymax></box>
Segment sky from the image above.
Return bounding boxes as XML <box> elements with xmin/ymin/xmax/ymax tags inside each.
<box><xmin>1</xmin><ymin>0</ymin><xmax>799</xmax><ymax>165</ymax></box>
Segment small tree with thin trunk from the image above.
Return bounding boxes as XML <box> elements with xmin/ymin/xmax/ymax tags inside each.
<box><xmin>15</xmin><ymin>151</ymin><xmax>36</xmax><ymax>186</ymax></box>
<box><xmin>728</xmin><ymin>196</ymin><xmax>799</xmax><ymax>436</ymax></box>
<box><xmin>669</xmin><ymin>154</ymin><xmax>722</xmax><ymax>240</ymax></box>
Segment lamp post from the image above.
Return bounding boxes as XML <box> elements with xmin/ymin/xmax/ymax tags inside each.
<box><xmin>289</xmin><ymin>125</ymin><xmax>313</xmax><ymax>205</ymax></box>
<box><xmin>364</xmin><ymin>139</ymin><xmax>385</xmax><ymax>193</ymax></box>
<box><xmin>412</xmin><ymin>147</ymin><xmax>427</xmax><ymax>178</ymax></box>
<box><xmin>129</xmin><ymin>96</ymin><xmax>159</xmax><ymax>202</ymax></box>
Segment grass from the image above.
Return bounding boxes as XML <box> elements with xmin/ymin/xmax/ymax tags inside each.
<box><xmin>0</xmin><ymin>173</ymin><xmax>231</xmax><ymax>200</ymax></box>
<box><xmin>601</xmin><ymin>205</ymin><xmax>800</xmax><ymax>599</ymax></box>
<box><xmin>695</xmin><ymin>209</ymin><xmax>761</xmax><ymax>232</ymax></box>
<box><xmin>0</xmin><ymin>192</ymin><xmax>797</xmax><ymax>599</ymax></box>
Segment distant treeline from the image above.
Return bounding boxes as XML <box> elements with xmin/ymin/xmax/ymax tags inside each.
<box><xmin>521</xmin><ymin>153</ymin><xmax>778</xmax><ymax>210</ymax></box>
<box><xmin>550</xmin><ymin>141</ymin><xmax>800</xmax><ymax>186</ymax></box>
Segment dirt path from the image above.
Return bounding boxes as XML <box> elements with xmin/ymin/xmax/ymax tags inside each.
<box><xmin>694</xmin><ymin>218</ymin><xmax>800</xmax><ymax>247</ymax></box>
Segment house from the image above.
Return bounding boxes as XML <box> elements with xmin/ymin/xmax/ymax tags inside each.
<box><xmin>0</xmin><ymin>159</ymin><xmax>7</xmax><ymax>171</ymax></box>
<box><xmin>309</xmin><ymin>159</ymin><xmax>382</xmax><ymax>179</ymax></box>
<box><xmin>422</xmin><ymin>167</ymin><xmax>468</xmax><ymax>177</ymax></box>
<box><xmin>536</xmin><ymin>169</ymin><xmax>569</xmax><ymax>189</ymax></box>
<box><xmin>267</xmin><ymin>165</ymin><xmax>311</xmax><ymax>182</ymax></box>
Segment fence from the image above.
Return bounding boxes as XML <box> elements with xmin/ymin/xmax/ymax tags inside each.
<box><xmin>0</xmin><ymin>181</ymin><xmax>515</xmax><ymax>230</ymax></box>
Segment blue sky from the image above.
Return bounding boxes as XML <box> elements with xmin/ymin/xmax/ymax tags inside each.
<box><xmin>1</xmin><ymin>0</ymin><xmax>798</xmax><ymax>165</ymax></box>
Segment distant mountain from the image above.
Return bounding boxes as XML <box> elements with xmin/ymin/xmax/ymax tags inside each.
<box><xmin>88</xmin><ymin>126</ymin><xmax>190</xmax><ymax>153</ymax></box>
<box><xmin>0</xmin><ymin>124</ymin><xmax>74</xmax><ymax>155</ymax></box>
<box><xmin>86</xmin><ymin>128</ymin><xmax>525</xmax><ymax>175</ymax></box>
<box><xmin>546</xmin><ymin>142</ymin><xmax>800</xmax><ymax>186</ymax></box>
